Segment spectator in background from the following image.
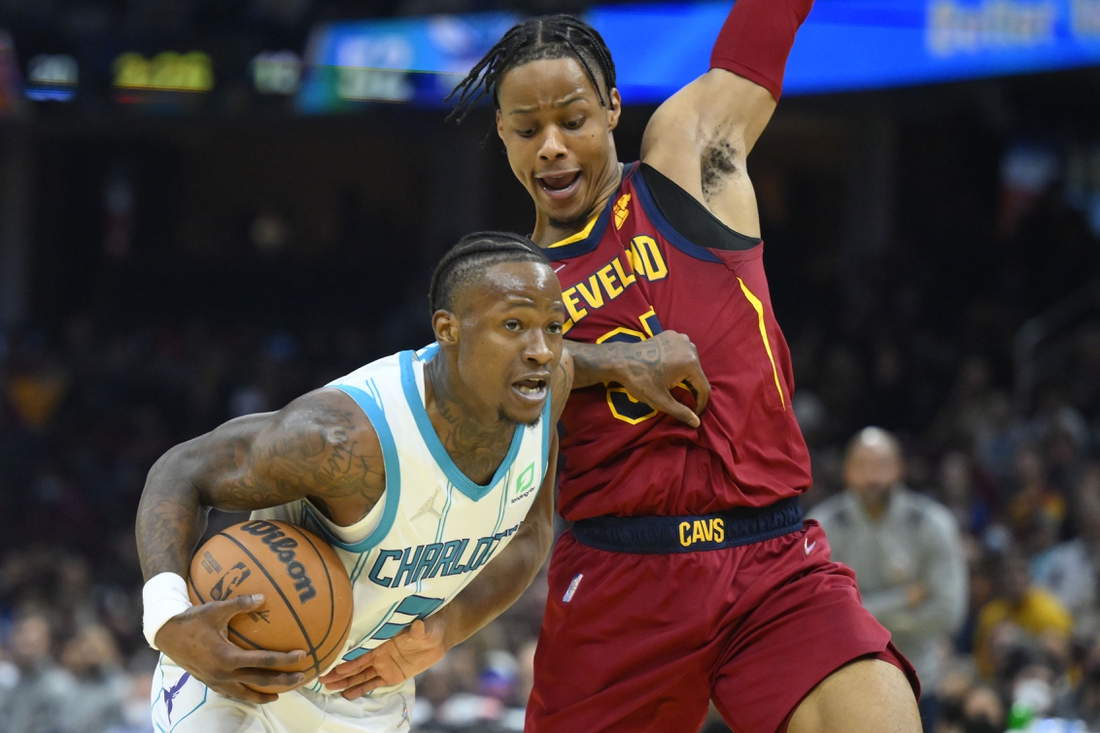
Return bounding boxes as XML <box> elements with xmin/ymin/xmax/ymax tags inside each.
<box><xmin>809</xmin><ymin>426</ymin><xmax>968</xmax><ymax>733</ymax></box>
<box><xmin>973</xmin><ymin>549</ymin><xmax>1073</xmax><ymax>680</ymax></box>
<box><xmin>1007</xmin><ymin>444</ymin><xmax>1066</xmax><ymax>559</ymax></box>
<box><xmin>0</xmin><ymin>612</ymin><xmax>70</xmax><ymax>733</ymax></box>
<box><xmin>1033</xmin><ymin>463</ymin><xmax>1100</xmax><ymax>633</ymax></box>
<box><xmin>54</xmin><ymin>624</ymin><xmax>129</xmax><ymax>733</ymax></box>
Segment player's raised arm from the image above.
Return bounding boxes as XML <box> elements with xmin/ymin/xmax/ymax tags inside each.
<box><xmin>641</xmin><ymin>0</ymin><xmax>814</xmax><ymax>237</ymax></box>
<box><xmin>135</xmin><ymin>388</ymin><xmax>384</xmax><ymax>703</ymax></box>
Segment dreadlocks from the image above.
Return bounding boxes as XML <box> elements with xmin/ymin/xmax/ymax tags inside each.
<box><xmin>447</xmin><ymin>14</ymin><xmax>617</xmax><ymax>124</ymax></box>
<box><xmin>429</xmin><ymin>231</ymin><xmax>551</xmax><ymax>314</ymax></box>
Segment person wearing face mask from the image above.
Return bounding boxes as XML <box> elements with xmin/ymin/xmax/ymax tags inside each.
<box><xmin>809</xmin><ymin>427</ymin><xmax>969</xmax><ymax>733</ymax></box>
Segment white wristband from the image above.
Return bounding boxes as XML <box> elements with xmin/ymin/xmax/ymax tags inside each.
<box><xmin>142</xmin><ymin>572</ymin><xmax>192</xmax><ymax>650</ymax></box>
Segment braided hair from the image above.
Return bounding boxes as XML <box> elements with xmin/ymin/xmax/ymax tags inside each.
<box><xmin>447</xmin><ymin>14</ymin><xmax>616</xmax><ymax>124</ymax></box>
<box><xmin>429</xmin><ymin>231</ymin><xmax>551</xmax><ymax>314</ymax></box>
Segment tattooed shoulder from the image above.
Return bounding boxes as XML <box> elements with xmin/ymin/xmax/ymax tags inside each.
<box><xmin>207</xmin><ymin>388</ymin><xmax>386</xmax><ymax>513</ymax></box>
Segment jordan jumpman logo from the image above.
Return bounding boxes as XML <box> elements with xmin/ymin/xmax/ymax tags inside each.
<box><xmin>411</xmin><ymin>487</ymin><xmax>444</xmax><ymax>522</ymax></box>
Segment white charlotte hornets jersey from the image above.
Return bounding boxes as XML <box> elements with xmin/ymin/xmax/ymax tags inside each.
<box><xmin>252</xmin><ymin>343</ymin><xmax>551</xmax><ymax>696</ymax></box>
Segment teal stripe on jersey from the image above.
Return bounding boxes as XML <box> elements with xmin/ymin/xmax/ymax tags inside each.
<box><xmin>399</xmin><ymin>350</ymin><xmax>525</xmax><ymax>502</ymax></box>
<box><xmin>350</xmin><ymin>550</ymin><xmax>370</xmax><ymax>584</ymax></box>
<box><xmin>343</xmin><ymin>599</ymin><xmax>402</xmax><ymax>660</ymax></box>
<box><xmin>492</xmin><ymin>466</ymin><xmax>510</xmax><ymax>536</ymax></box>
<box><xmin>416</xmin><ymin>342</ymin><xmax>440</xmax><ymax>361</ymax></box>
<box><xmin>317</xmin><ymin>382</ymin><xmax>400</xmax><ymax>553</ymax></box>
<box><xmin>541</xmin><ymin>394</ymin><xmax>551</xmax><ymax>475</ymax></box>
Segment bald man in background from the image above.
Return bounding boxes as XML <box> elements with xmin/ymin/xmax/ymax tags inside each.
<box><xmin>809</xmin><ymin>427</ymin><xmax>968</xmax><ymax>733</ymax></box>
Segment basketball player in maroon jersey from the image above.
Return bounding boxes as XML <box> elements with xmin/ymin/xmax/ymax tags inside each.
<box><xmin>439</xmin><ymin>3</ymin><xmax>923</xmax><ymax>733</ymax></box>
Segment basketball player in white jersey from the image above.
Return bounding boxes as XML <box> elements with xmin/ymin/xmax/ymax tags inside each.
<box><xmin>136</xmin><ymin>231</ymin><xmax>708</xmax><ymax>732</ymax></box>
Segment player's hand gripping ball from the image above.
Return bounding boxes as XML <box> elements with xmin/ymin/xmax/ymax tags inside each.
<box><xmin>188</xmin><ymin>520</ymin><xmax>354</xmax><ymax>692</ymax></box>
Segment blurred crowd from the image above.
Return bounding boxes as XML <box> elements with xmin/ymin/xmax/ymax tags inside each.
<box><xmin>1</xmin><ymin>296</ymin><xmax>1098</xmax><ymax>732</ymax></box>
<box><xmin>2</xmin><ymin>141</ymin><xmax>1100</xmax><ymax>732</ymax></box>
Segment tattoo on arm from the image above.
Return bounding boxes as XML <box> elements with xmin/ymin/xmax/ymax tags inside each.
<box><xmin>550</xmin><ymin>359</ymin><xmax>572</xmax><ymax>423</ymax></box>
<box><xmin>213</xmin><ymin>405</ymin><xmax>383</xmax><ymax>511</ymax></box>
<box><xmin>136</xmin><ymin>392</ymin><xmax>384</xmax><ymax>581</ymax></box>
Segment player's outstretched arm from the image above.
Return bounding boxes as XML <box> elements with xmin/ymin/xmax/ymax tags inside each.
<box><xmin>320</xmin><ymin>356</ymin><xmax>573</xmax><ymax>699</ymax></box>
<box><xmin>136</xmin><ymin>388</ymin><xmax>384</xmax><ymax>703</ymax></box>
<box><xmin>640</xmin><ymin>0</ymin><xmax>814</xmax><ymax>237</ymax></box>
<box><xmin>568</xmin><ymin>330</ymin><xmax>711</xmax><ymax>428</ymax></box>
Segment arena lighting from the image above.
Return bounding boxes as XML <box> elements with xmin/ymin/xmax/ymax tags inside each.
<box><xmin>251</xmin><ymin>51</ymin><xmax>302</xmax><ymax>95</ymax></box>
<box><xmin>112</xmin><ymin>51</ymin><xmax>214</xmax><ymax>94</ymax></box>
<box><xmin>298</xmin><ymin>0</ymin><xmax>1100</xmax><ymax>110</ymax></box>
<box><xmin>25</xmin><ymin>54</ymin><xmax>78</xmax><ymax>102</ymax></box>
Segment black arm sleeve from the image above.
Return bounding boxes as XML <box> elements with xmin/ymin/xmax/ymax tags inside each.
<box><xmin>640</xmin><ymin>163</ymin><xmax>761</xmax><ymax>251</ymax></box>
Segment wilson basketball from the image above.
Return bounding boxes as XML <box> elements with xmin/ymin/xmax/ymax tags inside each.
<box><xmin>188</xmin><ymin>519</ymin><xmax>354</xmax><ymax>692</ymax></box>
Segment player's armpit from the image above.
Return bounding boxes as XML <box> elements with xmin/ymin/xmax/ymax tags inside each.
<box><xmin>568</xmin><ymin>331</ymin><xmax>711</xmax><ymax>428</ymax></box>
<box><xmin>640</xmin><ymin>73</ymin><xmax>772</xmax><ymax>238</ymax></box>
<box><xmin>641</xmin><ymin>0</ymin><xmax>815</xmax><ymax>234</ymax></box>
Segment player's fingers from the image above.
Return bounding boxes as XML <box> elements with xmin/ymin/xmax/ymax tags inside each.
<box><xmin>319</xmin><ymin>654</ymin><xmax>372</xmax><ymax>683</ymax></box>
<box><xmin>331</xmin><ymin>669</ymin><xmax>384</xmax><ymax>697</ymax></box>
<box><xmin>686</xmin><ymin>365</ymin><xmax>711</xmax><ymax>415</ymax></box>
<box><xmin>230</xmin><ymin>647</ymin><xmax>307</xmax><ymax>670</ymax></box>
<box><xmin>232</xmin><ymin>668</ymin><xmax>307</xmax><ymax>690</ymax></box>
<box><xmin>342</xmin><ymin>674</ymin><xmax>392</xmax><ymax>700</ymax></box>
<box><xmin>216</xmin><ymin>681</ymin><xmax>281</xmax><ymax>705</ymax></box>
<box><xmin>645</xmin><ymin>388</ymin><xmax>700</xmax><ymax>428</ymax></box>
<box><xmin>208</xmin><ymin>593</ymin><xmax>266</xmax><ymax>622</ymax></box>
<box><xmin>408</xmin><ymin>619</ymin><xmax>428</xmax><ymax>640</ymax></box>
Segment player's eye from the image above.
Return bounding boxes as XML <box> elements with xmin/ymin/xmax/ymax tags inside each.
<box><xmin>515</xmin><ymin>126</ymin><xmax>536</xmax><ymax>138</ymax></box>
<box><xmin>563</xmin><ymin>117</ymin><xmax>584</xmax><ymax>130</ymax></box>
<box><xmin>504</xmin><ymin>319</ymin><xmax>523</xmax><ymax>331</ymax></box>
<box><xmin>546</xmin><ymin>322</ymin><xmax>563</xmax><ymax>335</ymax></box>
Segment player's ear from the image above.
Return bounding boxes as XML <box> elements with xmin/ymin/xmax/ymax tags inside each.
<box><xmin>607</xmin><ymin>89</ymin><xmax>621</xmax><ymax>131</ymax></box>
<box><xmin>496</xmin><ymin>109</ymin><xmax>505</xmax><ymax>141</ymax></box>
<box><xmin>432</xmin><ymin>310</ymin><xmax>460</xmax><ymax>348</ymax></box>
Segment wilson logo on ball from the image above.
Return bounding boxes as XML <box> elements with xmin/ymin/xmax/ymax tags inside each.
<box><xmin>240</xmin><ymin>520</ymin><xmax>317</xmax><ymax>603</ymax></box>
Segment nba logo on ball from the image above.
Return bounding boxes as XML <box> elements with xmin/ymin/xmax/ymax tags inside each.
<box><xmin>209</xmin><ymin>562</ymin><xmax>251</xmax><ymax>601</ymax></box>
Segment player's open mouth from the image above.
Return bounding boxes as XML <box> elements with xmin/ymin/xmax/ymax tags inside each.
<box><xmin>512</xmin><ymin>377</ymin><xmax>549</xmax><ymax>402</ymax></box>
<box><xmin>536</xmin><ymin>171</ymin><xmax>580</xmax><ymax>200</ymax></box>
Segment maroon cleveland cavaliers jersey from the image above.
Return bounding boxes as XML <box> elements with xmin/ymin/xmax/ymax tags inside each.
<box><xmin>546</xmin><ymin>163</ymin><xmax>812</xmax><ymax>521</ymax></box>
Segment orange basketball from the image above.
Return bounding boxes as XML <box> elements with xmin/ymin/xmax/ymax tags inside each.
<box><xmin>188</xmin><ymin>519</ymin><xmax>354</xmax><ymax>692</ymax></box>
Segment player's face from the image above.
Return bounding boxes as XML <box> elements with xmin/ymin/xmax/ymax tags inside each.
<box><xmin>844</xmin><ymin>445</ymin><xmax>902</xmax><ymax>507</ymax></box>
<box><xmin>456</xmin><ymin>261</ymin><xmax>565</xmax><ymax>426</ymax></box>
<box><xmin>496</xmin><ymin>57</ymin><xmax>622</xmax><ymax>231</ymax></box>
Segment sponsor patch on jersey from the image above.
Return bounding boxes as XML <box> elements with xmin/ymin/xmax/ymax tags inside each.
<box><xmin>511</xmin><ymin>462</ymin><xmax>538</xmax><ymax>505</ymax></box>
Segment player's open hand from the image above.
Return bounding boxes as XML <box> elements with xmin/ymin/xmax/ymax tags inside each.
<box><xmin>611</xmin><ymin>330</ymin><xmax>710</xmax><ymax>427</ymax></box>
<box><xmin>319</xmin><ymin>618</ymin><xmax>446</xmax><ymax>700</ymax></box>
<box><xmin>155</xmin><ymin>594</ymin><xmax>308</xmax><ymax>704</ymax></box>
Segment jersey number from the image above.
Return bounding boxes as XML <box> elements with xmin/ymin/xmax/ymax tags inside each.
<box><xmin>597</xmin><ymin>309</ymin><xmax>663</xmax><ymax>425</ymax></box>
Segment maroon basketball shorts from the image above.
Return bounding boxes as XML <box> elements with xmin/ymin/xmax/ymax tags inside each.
<box><xmin>526</xmin><ymin>505</ymin><xmax>918</xmax><ymax>733</ymax></box>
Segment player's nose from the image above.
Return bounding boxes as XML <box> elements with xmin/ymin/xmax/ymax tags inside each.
<box><xmin>537</xmin><ymin>127</ymin><xmax>567</xmax><ymax>161</ymax></box>
<box><xmin>523</xmin><ymin>329</ymin><xmax>554</xmax><ymax>365</ymax></box>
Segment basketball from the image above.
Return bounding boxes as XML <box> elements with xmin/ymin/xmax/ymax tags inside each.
<box><xmin>188</xmin><ymin>519</ymin><xmax>354</xmax><ymax>692</ymax></box>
